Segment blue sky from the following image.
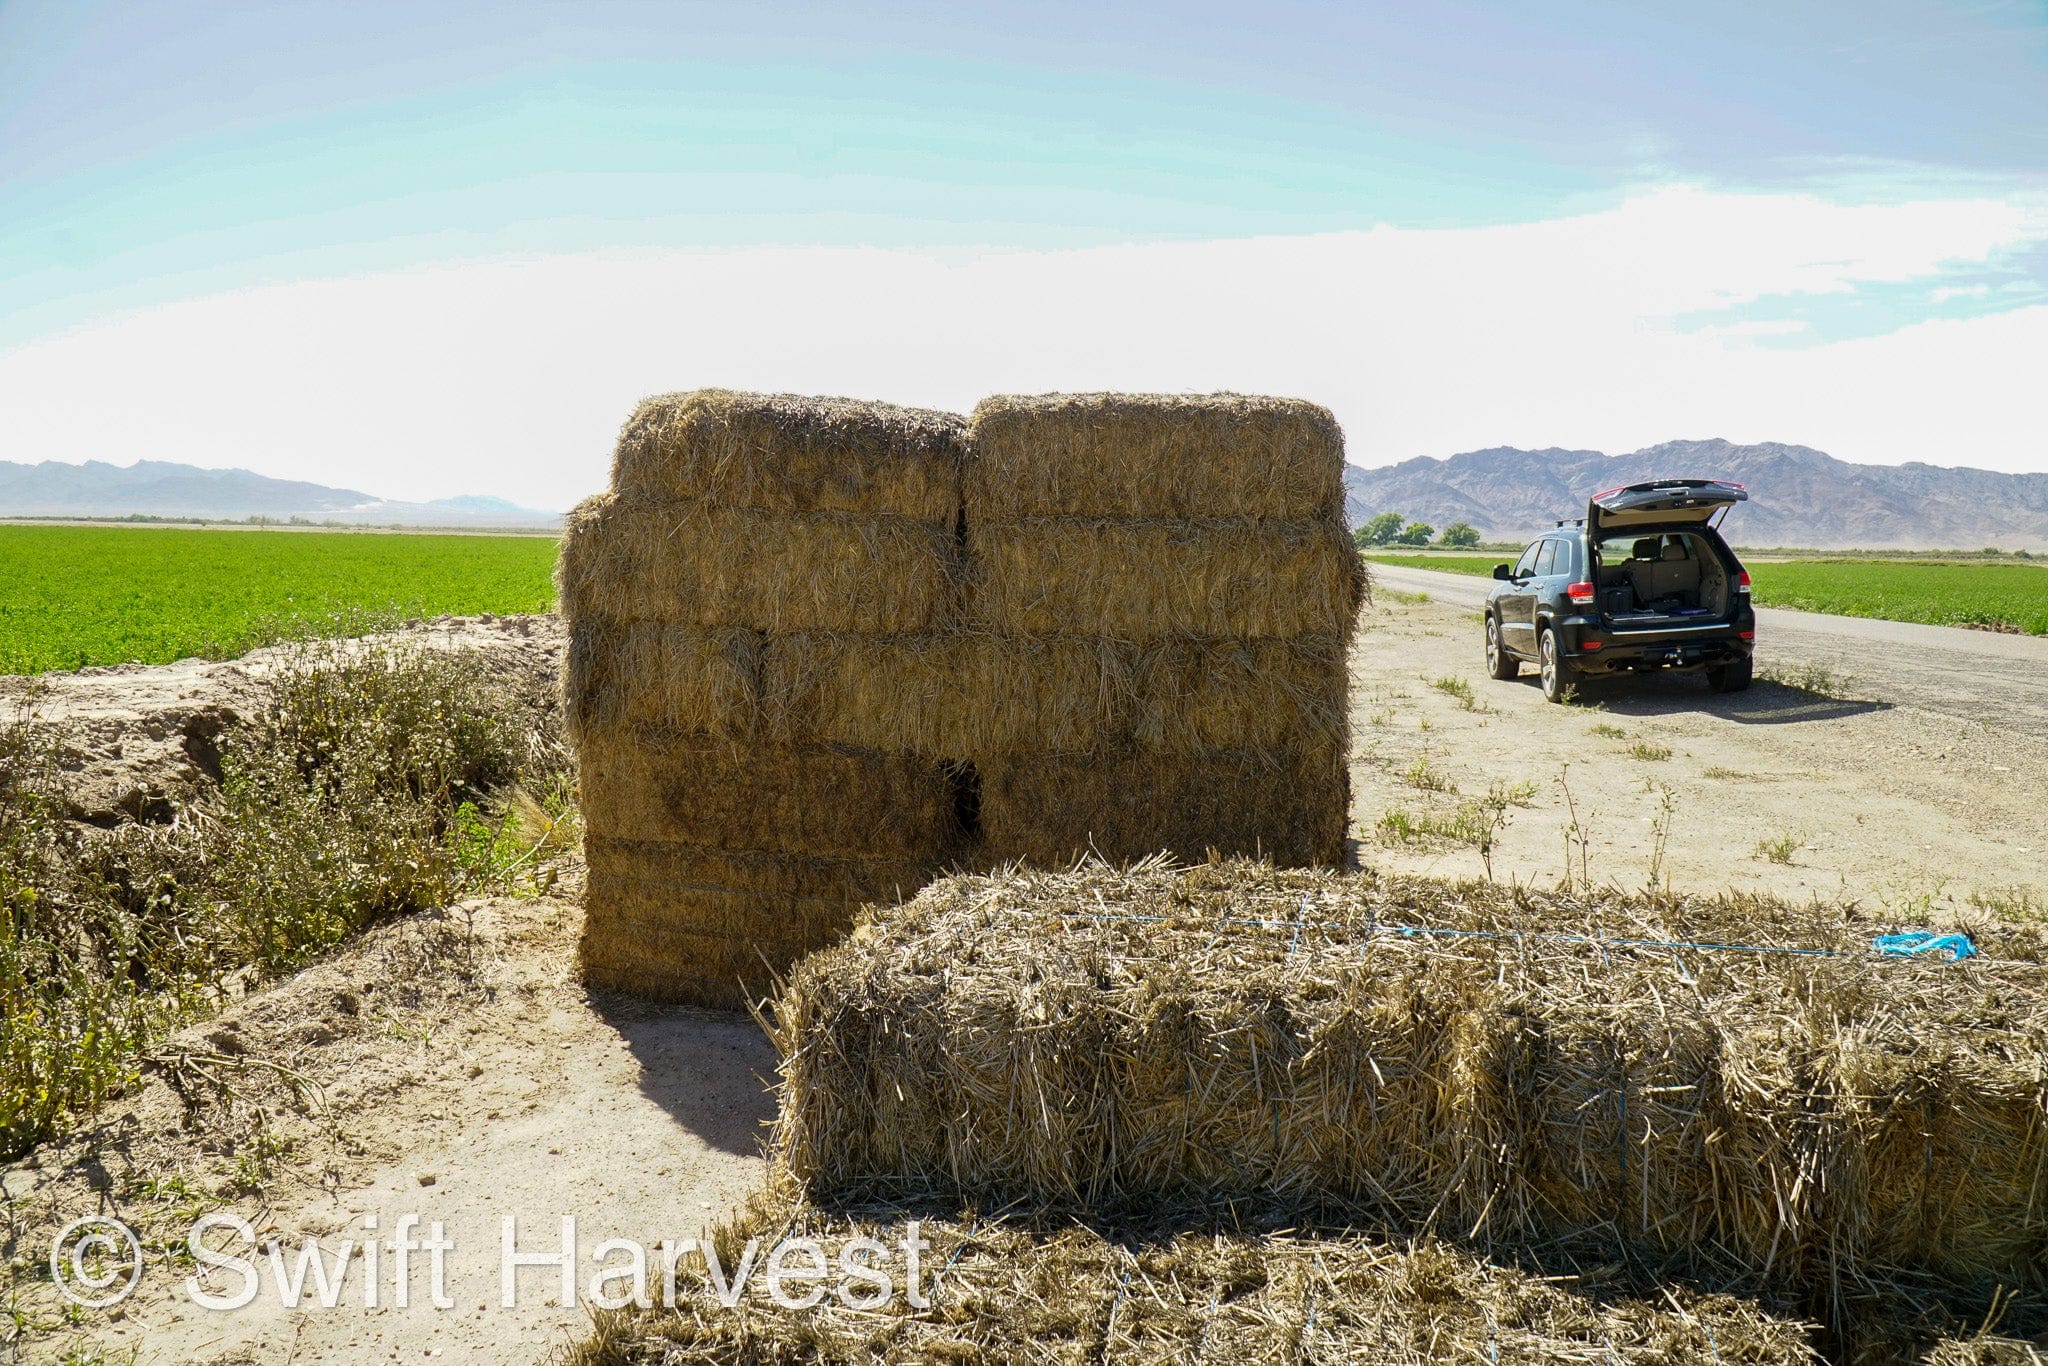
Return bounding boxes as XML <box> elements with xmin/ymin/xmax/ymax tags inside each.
<box><xmin>2</xmin><ymin>1</ymin><xmax>2045</xmax><ymax>506</ymax></box>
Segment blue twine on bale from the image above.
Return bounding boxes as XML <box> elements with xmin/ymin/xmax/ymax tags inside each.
<box><xmin>1039</xmin><ymin>908</ymin><xmax>1981</xmax><ymax>965</ymax></box>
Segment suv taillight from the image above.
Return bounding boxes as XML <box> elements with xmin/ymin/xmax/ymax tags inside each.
<box><xmin>1737</xmin><ymin>569</ymin><xmax>1752</xmax><ymax>593</ymax></box>
<box><xmin>1567</xmin><ymin>581</ymin><xmax>1596</xmax><ymax>604</ymax></box>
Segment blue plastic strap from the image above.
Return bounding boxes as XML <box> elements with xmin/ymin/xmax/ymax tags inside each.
<box><xmin>1872</xmin><ymin>931</ymin><xmax>1977</xmax><ymax>961</ymax></box>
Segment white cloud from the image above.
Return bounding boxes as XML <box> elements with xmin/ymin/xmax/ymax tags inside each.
<box><xmin>2</xmin><ymin>184</ymin><xmax>2045</xmax><ymax>511</ymax></box>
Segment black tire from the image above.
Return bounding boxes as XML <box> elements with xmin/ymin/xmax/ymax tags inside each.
<box><xmin>1485</xmin><ymin>613</ymin><xmax>1519</xmax><ymax>680</ymax></box>
<box><xmin>1708</xmin><ymin>655</ymin><xmax>1753</xmax><ymax>693</ymax></box>
<box><xmin>1538</xmin><ymin>626</ymin><xmax>1577</xmax><ymax>704</ymax></box>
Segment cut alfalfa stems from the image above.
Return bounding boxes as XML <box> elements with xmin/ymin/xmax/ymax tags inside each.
<box><xmin>767</xmin><ymin>861</ymin><xmax>2048</xmax><ymax>1338</ymax></box>
<box><xmin>610</xmin><ymin>389</ymin><xmax>968</xmax><ymax>519</ymax></box>
<box><xmin>567</xmin><ymin>1182</ymin><xmax>1824</xmax><ymax>1366</ymax></box>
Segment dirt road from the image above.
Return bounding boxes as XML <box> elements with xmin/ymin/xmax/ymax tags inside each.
<box><xmin>1351</xmin><ymin>567</ymin><xmax>2048</xmax><ymax>917</ymax></box>
<box><xmin>1369</xmin><ymin>561</ymin><xmax>2048</xmax><ymax>735</ymax></box>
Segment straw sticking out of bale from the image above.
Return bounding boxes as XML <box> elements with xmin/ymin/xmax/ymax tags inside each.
<box><xmin>611</xmin><ymin>389</ymin><xmax>968</xmax><ymax>519</ymax></box>
<box><xmin>769</xmin><ymin>862</ymin><xmax>2048</xmax><ymax>1334</ymax></box>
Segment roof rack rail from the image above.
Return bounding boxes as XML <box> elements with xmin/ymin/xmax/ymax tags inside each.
<box><xmin>1555</xmin><ymin>517</ymin><xmax>1586</xmax><ymax>528</ymax></box>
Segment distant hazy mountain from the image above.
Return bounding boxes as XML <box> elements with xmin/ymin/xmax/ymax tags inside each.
<box><xmin>0</xmin><ymin>459</ymin><xmax>562</xmax><ymax>529</ymax></box>
<box><xmin>1343</xmin><ymin>439</ymin><xmax>2048</xmax><ymax>549</ymax></box>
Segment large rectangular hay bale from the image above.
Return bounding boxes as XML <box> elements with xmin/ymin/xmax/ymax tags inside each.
<box><xmin>968</xmin><ymin>392</ymin><xmax>1347</xmax><ymax>520</ymax></box>
<box><xmin>558</xmin><ymin>494</ymin><xmax>961</xmax><ymax>634</ymax></box>
<box><xmin>769</xmin><ymin>864</ymin><xmax>2048</xmax><ymax>1330</ymax></box>
<box><xmin>563</xmin><ymin>618</ymin><xmax>765</xmax><ymax>745</ymax></box>
<box><xmin>976</xmin><ymin>744</ymin><xmax>1349</xmax><ymax>867</ymax></box>
<box><xmin>611</xmin><ymin>389</ymin><xmax>967</xmax><ymax>520</ymax></box>
<box><xmin>580</xmin><ymin>838</ymin><xmax>936</xmax><ymax>1007</ymax></box>
<box><xmin>752</xmin><ymin>631</ymin><xmax>1347</xmax><ymax>758</ymax></box>
<box><xmin>577</xmin><ymin>728</ymin><xmax>962</xmax><ymax>861</ymax></box>
<box><xmin>966</xmin><ymin>517</ymin><xmax>1362</xmax><ymax>638</ymax></box>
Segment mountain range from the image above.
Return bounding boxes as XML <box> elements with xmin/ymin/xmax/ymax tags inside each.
<box><xmin>1343</xmin><ymin>439</ymin><xmax>2048</xmax><ymax>549</ymax></box>
<box><xmin>0</xmin><ymin>459</ymin><xmax>562</xmax><ymax>528</ymax></box>
<box><xmin>8</xmin><ymin>444</ymin><xmax>2044</xmax><ymax>548</ymax></box>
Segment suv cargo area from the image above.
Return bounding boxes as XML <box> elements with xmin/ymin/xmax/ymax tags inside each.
<box><xmin>1596</xmin><ymin>531</ymin><xmax>1736</xmax><ymax>627</ymax></box>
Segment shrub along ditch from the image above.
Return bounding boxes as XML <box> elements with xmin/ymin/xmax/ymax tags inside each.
<box><xmin>0</xmin><ymin>641</ymin><xmax>571</xmax><ymax>1159</ymax></box>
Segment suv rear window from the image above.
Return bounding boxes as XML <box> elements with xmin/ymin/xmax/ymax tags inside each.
<box><xmin>1534</xmin><ymin>541</ymin><xmax>1560</xmax><ymax>576</ymax></box>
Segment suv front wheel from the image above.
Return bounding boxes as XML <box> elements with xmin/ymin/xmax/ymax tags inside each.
<box><xmin>1538</xmin><ymin>626</ymin><xmax>1577</xmax><ymax>704</ymax></box>
<box><xmin>1485</xmin><ymin>614</ymin><xmax>1518</xmax><ymax>680</ymax></box>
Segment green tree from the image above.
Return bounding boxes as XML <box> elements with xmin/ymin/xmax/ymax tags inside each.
<box><xmin>1439</xmin><ymin>521</ymin><xmax>1481</xmax><ymax>549</ymax></box>
<box><xmin>1355</xmin><ymin>511</ymin><xmax>1405</xmax><ymax>547</ymax></box>
<box><xmin>1394</xmin><ymin>521</ymin><xmax>1436</xmax><ymax>546</ymax></box>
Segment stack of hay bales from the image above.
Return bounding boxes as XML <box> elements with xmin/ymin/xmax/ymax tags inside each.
<box><xmin>962</xmin><ymin>394</ymin><xmax>1364</xmax><ymax>867</ymax></box>
<box><xmin>770</xmin><ymin>863</ymin><xmax>2048</xmax><ymax>1343</ymax></box>
<box><xmin>563</xmin><ymin>388</ymin><xmax>1365</xmax><ymax>1005</ymax></box>
<box><xmin>558</xmin><ymin>391</ymin><xmax>972</xmax><ymax>1007</ymax></box>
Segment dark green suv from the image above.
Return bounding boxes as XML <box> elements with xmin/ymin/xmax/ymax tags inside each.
<box><xmin>1483</xmin><ymin>479</ymin><xmax>1756</xmax><ymax>702</ymax></box>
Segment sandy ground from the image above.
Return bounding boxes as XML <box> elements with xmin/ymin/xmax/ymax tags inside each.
<box><xmin>1352</xmin><ymin>568</ymin><xmax>2048</xmax><ymax>915</ymax></box>
<box><xmin>10</xmin><ymin>597</ymin><xmax>2048</xmax><ymax>1363</ymax></box>
<box><xmin>3</xmin><ymin>883</ymin><xmax>775</xmax><ymax>1365</ymax></box>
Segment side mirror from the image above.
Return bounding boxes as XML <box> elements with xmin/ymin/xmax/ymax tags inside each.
<box><xmin>1492</xmin><ymin>564</ymin><xmax>1512</xmax><ymax>581</ymax></box>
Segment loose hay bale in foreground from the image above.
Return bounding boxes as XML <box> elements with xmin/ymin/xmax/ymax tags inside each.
<box><xmin>571</xmin><ymin>1187</ymin><xmax>1822</xmax><ymax>1366</ymax></box>
<box><xmin>769</xmin><ymin>862</ymin><xmax>2048</xmax><ymax>1329</ymax></box>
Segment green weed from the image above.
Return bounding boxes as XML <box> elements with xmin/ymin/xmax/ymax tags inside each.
<box><xmin>1627</xmin><ymin>741</ymin><xmax>1673</xmax><ymax>761</ymax></box>
<box><xmin>1754</xmin><ymin>833</ymin><xmax>1798</xmax><ymax>865</ymax></box>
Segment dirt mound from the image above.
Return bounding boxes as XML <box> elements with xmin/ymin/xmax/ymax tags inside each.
<box><xmin>1</xmin><ymin>614</ymin><xmax>563</xmax><ymax>824</ymax></box>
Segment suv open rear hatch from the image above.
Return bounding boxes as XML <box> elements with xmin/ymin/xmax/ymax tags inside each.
<box><xmin>1588</xmin><ymin>479</ymin><xmax>1747</xmax><ymax>536</ymax></box>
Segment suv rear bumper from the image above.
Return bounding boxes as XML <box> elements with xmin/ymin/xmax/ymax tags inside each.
<box><xmin>1559</xmin><ymin>612</ymin><xmax>1754</xmax><ymax>674</ymax></box>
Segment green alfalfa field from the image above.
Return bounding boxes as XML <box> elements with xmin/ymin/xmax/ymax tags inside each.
<box><xmin>0</xmin><ymin>524</ymin><xmax>560</xmax><ymax>674</ymax></box>
<box><xmin>1364</xmin><ymin>549</ymin><xmax>2048</xmax><ymax>635</ymax></box>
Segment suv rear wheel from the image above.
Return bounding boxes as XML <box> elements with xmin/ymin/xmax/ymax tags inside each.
<box><xmin>1485</xmin><ymin>613</ymin><xmax>1518</xmax><ymax>680</ymax></box>
<box><xmin>1538</xmin><ymin>626</ymin><xmax>1577</xmax><ymax>704</ymax></box>
<box><xmin>1708</xmin><ymin>656</ymin><xmax>1753</xmax><ymax>694</ymax></box>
